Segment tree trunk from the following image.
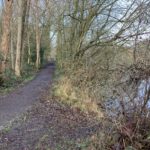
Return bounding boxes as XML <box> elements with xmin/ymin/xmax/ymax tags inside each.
<box><xmin>0</xmin><ymin>0</ymin><xmax>13</xmax><ymax>74</ymax></box>
<box><xmin>15</xmin><ymin>0</ymin><xmax>27</xmax><ymax>76</ymax></box>
<box><xmin>27</xmin><ymin>33</ymin><xmax>31</xmax><ymax>64</ymax></box>
<box><xmin>10</xmin><ymin>32</ymin><xmax>14</xmax><ymax>70</ymax></box>
<box><xmin>35</xmin><ymin>28</ymin><xmax>41</xmax><ymax>69</ymax></box>
<box><xmin>35</xmin><ymin>0</ymin><xmax>41</xmax><ymax>69</ymax></box>
<box><xmin>21</xmin><ymin>0</ymin><xmax>30</xmax><ymax>68</ymax></box>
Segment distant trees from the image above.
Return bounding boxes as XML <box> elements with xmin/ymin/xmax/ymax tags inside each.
<box><xmin>0</xmin><ymin>0</ymin><xmax>56</xmax><ymax>77</ymax></box>
<box><xmin>0</xmin><ymin>0</ymin><xmax>149</xmax><ymax>80</ymax></box>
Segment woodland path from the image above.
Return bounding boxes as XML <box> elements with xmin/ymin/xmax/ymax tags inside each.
<box><xmin>0</xmin><ymin>63</ymin><xmax>55</xmax><ymax>128</ymax></box>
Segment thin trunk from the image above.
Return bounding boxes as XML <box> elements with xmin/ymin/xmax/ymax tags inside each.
<box><xmin>15</xmin><ymin>0</ymin><xmax>23</xmax><ymax>76</ymax></box>
<box><xmin>21</xmin><ymin>40</ymin><xmax>25</xmax><ymax>69</ymax></box>
<box><xmin>45</xmin><ymin>0</ymin><xmax>52</xmax><ymax>61</ymax></box>
<box><xmin>35</xmin><ymin>0</ymin><xmax>41</xmax><ymax>69</ymax></box>
<box><xmin>27</xmin><ymin>33</ymin><xmax>31</xmax><ymax>64</ymax></box>
<box><xmin>0</xmin><ymin>0</ymin><xmax>13</xmax><ymax>73</ymax></box>
<box><xmin>21</xmin><ymin>0</ymin><xmax>30</xmax><ymax>68</ymax></box>
<box><xmin>10</xmin><ymin>33</ymin><xmax>14</xmax><ymax>70</ymax></box>
<box><xmin>15</xmin><ymin>0</ymin><xmax>27</xmax><ymax>76</ymax></box>
<box><xmin>35</xmin><ymin>28</ymin><xmax>41</xmax><ymax>69</ymax></box>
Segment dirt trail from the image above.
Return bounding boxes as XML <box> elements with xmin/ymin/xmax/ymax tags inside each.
<box><xmin>0</xmin><ymin>63</ymin><xmax>55</xmax><ymax>128</ymax></box>
<box><xmin>0</xmin><ymin>63</ymin><xmax>101</xmax><ymax>150</ymax></box>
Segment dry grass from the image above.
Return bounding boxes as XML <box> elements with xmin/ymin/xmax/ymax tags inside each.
<box><xmin>54</xmin><ymin>75</ymin><xmax>103</xmax><ymax>118</ymax></box>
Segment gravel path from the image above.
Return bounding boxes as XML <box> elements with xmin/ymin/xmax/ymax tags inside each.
<box><xmin>0</xmin><ymin>63</ymin><xmax>55</xmax><ymax>128</ymax></box>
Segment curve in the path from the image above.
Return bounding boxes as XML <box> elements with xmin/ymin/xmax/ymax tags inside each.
<box><xmin>0</xmin><ymin>63</ymin><xmax>55</xmax><ymax>128</ymax></box>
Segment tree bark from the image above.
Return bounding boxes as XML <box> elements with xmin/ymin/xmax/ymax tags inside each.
<box><xmin>15</xmin><ymin>0</ymin><xmax>27</xmax><ymax>76</ymax></box>
<box><xmin>21</xmin><ymin>0</ymin><xmax>30</xmax><ymax>68</ymax></box>
<box><xmin>35</xmin><ymin>0</ymin><xmax>41</xmax><ymax>69</ymax></box>
<box><xmin>27</xmin><ymin>32</ymin><xmax>31</xmax><ymax>64</ymax></box>
<box><xmin>0</xmin><ymin>0</ymin><xmax>13</xmax><ymax>73</ymax></box>
<box><xmin>35</xmin><ymin>28</ymin><xmax>41</xmax><ymax>69</ymax></box>
<box><xmin>10</xmin><ymin>32</ymin><xmax>14</xmax><ymax>70</ymax></box>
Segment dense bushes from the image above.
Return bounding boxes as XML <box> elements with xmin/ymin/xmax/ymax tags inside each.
<box><xmin>55</xmin><ymin>46</ymin><xmax>150</xmax><ymax>149</ymax></box>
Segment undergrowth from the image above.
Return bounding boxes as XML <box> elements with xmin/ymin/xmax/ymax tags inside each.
<box><xmin>53</xmin><ymin>66</ymin><xmax>103</xmax><ymax>118</ymax></box>
<box><xmin>0</xmin><ymin>65</ymin><xmax>37</xmax><ymax>94</ymax></box>
<box><xmin>54</xmin><ymin>59</ymin><xmax>150</xmax><ymax>150</ymax></box>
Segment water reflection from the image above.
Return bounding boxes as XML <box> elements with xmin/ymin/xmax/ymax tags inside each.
<box><xmin>105</xmin><ymin>78</ymin><xmax>150</xmax><ymax>117</ymax></box>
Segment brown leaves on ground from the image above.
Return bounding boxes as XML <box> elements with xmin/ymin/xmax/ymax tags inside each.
<box><xmin>0</xmin><ymin>93</ymin><xmax>101</xmax><ymax>150</ymax></box>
